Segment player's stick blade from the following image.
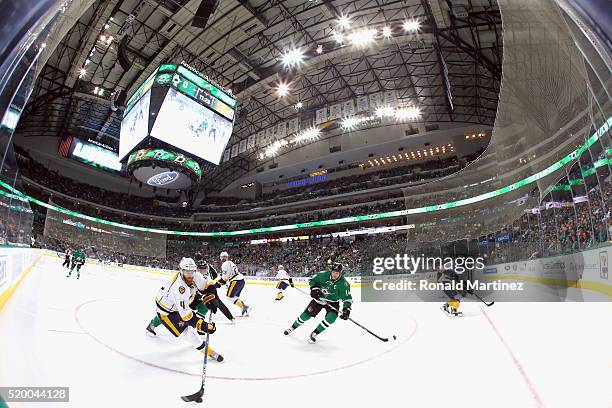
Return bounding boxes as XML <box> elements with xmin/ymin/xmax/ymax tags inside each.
<box><xmin>181</xmin><ymin>388</ymin><xmax>204</xmax><ymax>403</ymax></box>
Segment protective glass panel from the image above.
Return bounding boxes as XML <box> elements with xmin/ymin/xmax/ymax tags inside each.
<box><xmin>0</xmin><ymin>41</ymin><xmax>40</xmax><ymax>246</ymax></box>
<box><xmin>403</xmin><ymin>0</ymin><xmax>611</xmax><ymax>244</ymax></box>
<box><xmin>43</xmin><ymin>203</ymin><xmax>167</xmax><ymax>260</ymax></box>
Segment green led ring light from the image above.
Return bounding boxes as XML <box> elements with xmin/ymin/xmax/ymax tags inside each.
<box><xmin>2</xmin><ymin>117</ymin><xmax>610</xmax><ymax>237</ymax></box>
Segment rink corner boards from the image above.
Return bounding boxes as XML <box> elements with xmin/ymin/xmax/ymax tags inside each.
<box><xmin>0</xmin><ymin>251</ymin><xmax>43</xmax><ymax>313</ymax></box>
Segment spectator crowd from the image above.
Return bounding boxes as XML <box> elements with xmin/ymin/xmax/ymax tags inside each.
<box><xmin>7</xmin><ymin>142</ymin><xmax>612</xmax><ymax>276</ymax></box>
<box><xmin>30</xmin><ymin>175</ymin><xmax>611</xmax><ymax>276</ymax></box>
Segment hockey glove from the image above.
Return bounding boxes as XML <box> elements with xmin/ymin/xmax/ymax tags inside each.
<box><xmin>205</xmin><ymin>322</ymin><xmax>216</xmax><ymax>334</ymax></box>
<box><xmin>196</xmin><ymin>320</ymin><xmax>216</xmax><ymax>335</ymax></box>
<box><xmin>340</xmin><ymin>308</ymin><xmax>351</xmax><ymax>320</ymax></box>
<box><xmin>310</xmin><ymin>287</ymin><xmax>322</xmax><ymax>299</ymax></box>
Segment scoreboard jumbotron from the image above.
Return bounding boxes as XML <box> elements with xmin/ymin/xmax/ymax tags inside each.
<box><xmin>119</xmin><ymin>63</ymin><xmax>237</xmax><ymax>189</ymax></box>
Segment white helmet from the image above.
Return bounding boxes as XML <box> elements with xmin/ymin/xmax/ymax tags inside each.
<box><xmin>179</xmin><ymin>257</ymin><xmax>197</xmax><ymax>271</ymax></box>
<box><xmin>220</xmin><ymin>251</ymin><xmax>229</xmax><ymax>259</ymax></box>
<box><xmin>278</xmin><ymin>265</ymin><xmax>285</xmax><ymax>271</ymax></box>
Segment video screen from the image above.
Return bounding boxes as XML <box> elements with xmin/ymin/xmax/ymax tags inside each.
<box><xmin>150</xmin><ymin>88</ymin><xmax>233</xmax><ymax>165</ymax></box>
<box><xmin>69</xmin><ymin>139</ymin><xmax>124</xmax><ymax>173</ymax></box>
<box><xmin>119</xmin><ymin>89</ymin><xmax>151</xmax><ymax>161</ymax></box>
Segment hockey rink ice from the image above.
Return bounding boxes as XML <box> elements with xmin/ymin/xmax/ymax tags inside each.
<box><xmin>1</xmin><ymin>254</ymin><xmax>611</xmax><ymax>408</ymax></box>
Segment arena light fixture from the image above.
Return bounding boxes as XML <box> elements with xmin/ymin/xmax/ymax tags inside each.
<box><xmin>341</xmin><ymin>114</ymin><xmax>377</xmax><ymax>130</ymax></box>
<box><xmin>403</xmin><ymin>19</ymin><xmax>420</xmax><ymax>32</ymax></box>
<box><xmin>341</xmin><ymin>117</ymin><xmax>356</xmax><ymax>130</ymax></box>
<box><xmin>276</xmin><ymin>82</ymin><xmax>290</xmax><ymax>97</ymax></box>
<box><xmin>333</xmin><ymin>30</ymin><xmax>344</xmax><ymax>44</ymax></box>
<box><xmin>280</xmin><ymin>48</ymin><xmax>305</xmax><ymax>67</ymax></box>
<box><xmin>382</xmin><ymin>26</ymin><xmax>392</xmax><ymax>38</ymax></box>
<box><xmin>347</xmin><ymin>28</ymin><xmax>377</xmax><ymax>47</ymax></box>
<box><xmin>316</xmin><ymin>44</ymin><xmax>323</xmax><ymax>54</ymax></box>
<box><xmin>79</xmin><ymin>68</ymin><xmax>87</xmax><ymax>78</ymax></box>
<box><xmin>295</xmin><ymin>127</ymin><xmax>321</xmax><ymax>143</ymax></box>
<box><xmin>337</xmin><ymin>14</ymin><xmax>351</xmax><ymax>29</ymax></box>
<box><xmin>264</xmin><ymin>140</ymin><xmax>285</xmax><ymax>157</ymax></box>
<box><xmin>264</xmin><ymin>145</ymin><xmax>278</xmax><ymax>157</ymax></box>
<box><xmin>375</xmin><ymin>105</ymin><xmax>395</xmax><ymax>118</ymax></box>
<box><xmin>294</xmin><ymin>101</ymin><xmax>303</xmax><ymax>110</ymax></box>
<box><xmin>93</xmin><ymin>86</ymin><xmax>105</xmax><ymax>96</ymax></box>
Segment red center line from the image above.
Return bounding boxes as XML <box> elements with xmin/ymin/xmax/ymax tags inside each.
<box><xmin>482</xmin><ymin>308</ymin><xmax>545</xmax><ymax>408</ymax></box>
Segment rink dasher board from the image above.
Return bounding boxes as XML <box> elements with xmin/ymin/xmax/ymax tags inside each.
<box><xmin>41</xmin><ymin>246</ymin><xmax>612</xmax><ymax>297</ymax></box>
<box><xmin>0</xmin><ymin>248</ymin><xmax>44</xmax><ymax>309</ymax></box>
<box><xmin>473</xmin><ymin>245</ymin><xmax>612</xmax><ymax>299</ymax></box>
<box><xmin>43</xmin><ymin>252</ymin><xmax>363</xmax><ymax>286</ymax></box>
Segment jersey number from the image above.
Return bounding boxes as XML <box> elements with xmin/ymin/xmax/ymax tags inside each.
<box><xmin>180</xmin><ymin>301</ymin><xmax>185</xmax><ymax>309</ymax></box>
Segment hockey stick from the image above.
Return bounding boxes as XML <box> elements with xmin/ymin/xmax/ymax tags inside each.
<box><xmin>472</xmin><ymin>292</ymin><xmax>495</xmax><ymax>307</ymax></box>
<box><xmin>181</xmin><ymin>311</ymin><xmax>212</xmax><ymax>403</ymax></box>
<box><xmin>293</xmin><ymin>286</ymin><xmax>396</xmax><ymax>342</ymax></box>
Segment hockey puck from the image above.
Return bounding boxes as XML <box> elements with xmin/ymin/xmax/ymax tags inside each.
<box><xmin>392</xmin><ymin>335</ymin><xmax>397</xmax><ymax>341</ymax></box>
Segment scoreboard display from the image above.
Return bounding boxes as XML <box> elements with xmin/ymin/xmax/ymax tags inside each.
<box><xmin>156</xmin><ymin>64</ymin><xmax>236</xmax><ymax>121</ymax></box>
<box><xmin>150</xmin><ymin>88</ymin><xmax>234</xmax><ymax>166</ymax></box>
<box><xmin>119</xmin><ymin>63</ymin><xmax>237</xmax><ymax>166</ymax></box>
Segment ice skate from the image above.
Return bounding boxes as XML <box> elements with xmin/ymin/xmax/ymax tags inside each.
<box><xmin>145</xmin><ymin>322</ymin><xmax>156</xmax><ymax>336</ymax></box>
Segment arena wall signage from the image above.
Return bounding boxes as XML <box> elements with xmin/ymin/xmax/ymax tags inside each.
<box><xmin>288</xmin><ymin>174</ymin><xmax>327</xmax><ymax>188</ymax></box>
<box><xmin>1</xmin><ymin>117</ymin><xmax>610</xmax><ymax>237</ymax></box>
<box><xmin>147</xmin><ymin>171</ymin><xmax>179</xmax><ymax>186</ymax></box>
<box><xmin>59</xmin><ymin>136</ymin><xmax>125</xmax><ymax>174</ymax></box>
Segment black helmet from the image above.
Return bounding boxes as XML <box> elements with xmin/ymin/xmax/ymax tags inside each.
<box><xmin>330</xmin><ymin>262</ymin><xmax>343</xmax><ymax>273</ymax></box>
<box><xmin>194</xmin><ymin>257</ymin><xmax>206</xmax><ymax>268</ymax></box>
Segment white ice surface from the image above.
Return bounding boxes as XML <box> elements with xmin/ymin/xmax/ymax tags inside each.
<box><xmin>1</xmin><ymin>255</ymin><xmax>610</xmax><ymax>408</ymax></box>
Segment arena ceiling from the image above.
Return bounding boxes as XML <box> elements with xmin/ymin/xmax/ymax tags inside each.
<box><xmin>14</xmin><ymin>0</ymin><xmax>502</xmax><ymax>192</ymax></box>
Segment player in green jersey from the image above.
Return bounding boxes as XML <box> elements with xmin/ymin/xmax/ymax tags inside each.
<box><xmin>66</xmin><ymin>249</ymin><xmax>86</xmax><ymax>279</ymax></box>
<box><xmin>284</xmin><ymin>262</ymin><xmax>352</xmax><ymax>343</ymax></box>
